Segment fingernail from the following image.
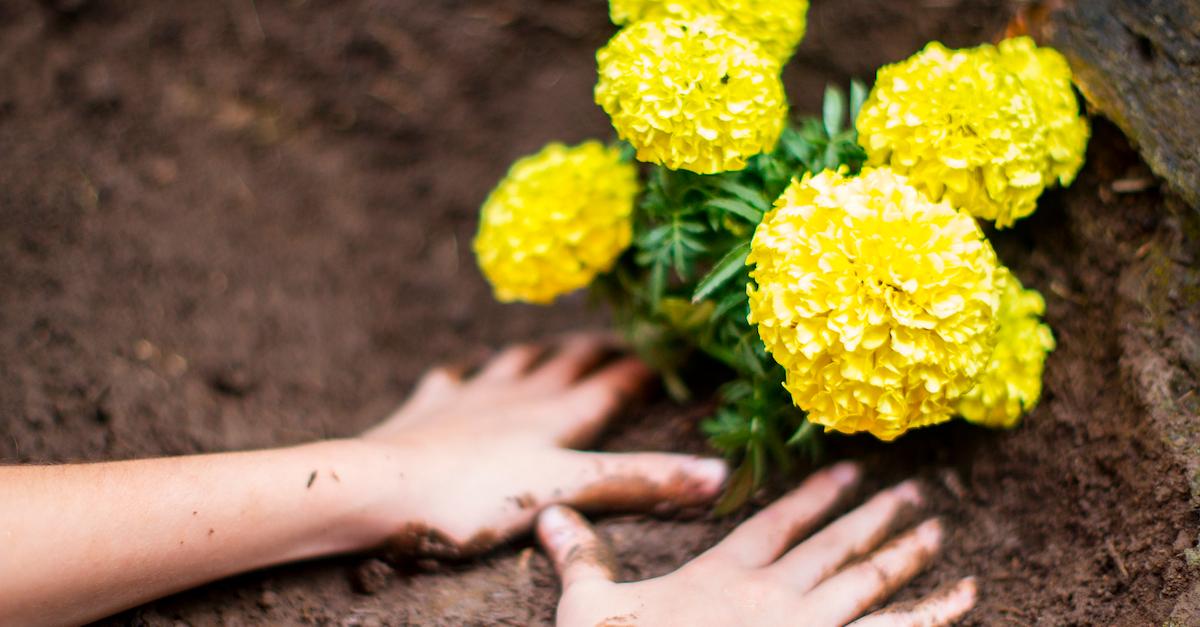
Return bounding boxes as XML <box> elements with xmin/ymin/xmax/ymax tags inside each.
<box><xmin>538</xmin><ymin>506</ymin><xmax>575</xmax><ymax>544</ymax></box>
<box><xmin>685</xmin><ymin>458</ymin><xmax>729</xmax><ymax>492</ymax></box>
<box><xmin>892</xmin><ymin>479</ymin><xmax>924</xmax><ymax>505</ymax></box>
<box><xmin>954</xmin><ymin>577</ymin><xmax>979</xmax><ymax>604</ymax></box>
<box><xmin>828</xmin><ymin>461</ymin><xmax>861</xmax><ymax>485</ymax></box>
<box><xmin>917</xmin><ymin>517</ymin><xmax>944</xmax><ymax>545</ymax></box>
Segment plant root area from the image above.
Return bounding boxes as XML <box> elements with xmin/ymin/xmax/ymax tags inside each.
<box><xmin>1</xmin><ymin>0</ymin><xmax>1196</xmax><ymax>625</ymax></box>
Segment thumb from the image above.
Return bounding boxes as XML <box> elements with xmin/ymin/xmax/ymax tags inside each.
<box><xmin>558</xmin><ymin>451</ymin><xmax>728</xmax><ymax>514</ymax></box>
<box><xmin>536</xmin><ymin>506</ymin><xmax>618</xmax><ymax>590</ymax></box>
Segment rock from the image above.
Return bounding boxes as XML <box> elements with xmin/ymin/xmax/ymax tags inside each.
<box><xmin>1030</xmin><ymin>0</ymin><xmax>1200</xmax><ymax>208</ymax></box>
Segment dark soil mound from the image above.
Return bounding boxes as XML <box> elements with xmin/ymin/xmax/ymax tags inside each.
<box><xmin>1</xmin><ymin>1</ymin><xmax>1194</xmax><ymax>625</ymax></box>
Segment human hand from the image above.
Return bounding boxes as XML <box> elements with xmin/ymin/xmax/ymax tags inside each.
<box><xmin>353</xmin><ymin>334</ymin><xmax>728</xmax><ymax>558</ymax></box>
<box><xmin>537</xmin><ymin>462</ymin><xmax>977</xmax><ymax>626</ymax></box>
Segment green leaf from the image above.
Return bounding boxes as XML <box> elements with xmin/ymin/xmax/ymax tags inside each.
<box><xmin>823</xmin><ymin>85</ymin><xmax>845</xmax><ymax>137</ymax></box>
<box><xmin>849</xmin><ymin>79</ymin><xmax>869</xmax><ymax>124</ymax></box>
<box><xmin>786</xmin><ymin>420</ymin><xmax>818</xmax><ymax>446</ymax></box>
<box><xmin>661</xmin><ymin>368</ymin><xmax>691</xmax><ymax>402</ymax></box>
<box><xmin>764</xmin><ymin>420</ymin><xmax>792</xmax><ymax>473</ymax></box>
<box><xmin>637</xmin><ymin>224</ymin><xmax>670</xmax><ymax>248</ymax></box>
<box><xmin>734</xmin><ymin>332</ymin><xmax>767</xmax><ymax>378</ymax></box>
<box><xmin>710</xmin><ymin>288</ymin><xmax>748</xmax><ymax>323</ymax></box>
<box><xmin>779</xmin><ymin>127</ymin><xmax>812</xmax><ymax>164</ymax></box>
<box><xmin>617</xmin><ymin>141</ymin><xmax>637</xmax><ymax>163</ymax></box>
<box><xmin>824</xmin><ymin>142</ymin><xmax>839</xmax><ymax>171</ymax></box>
<box><xmin>713</xmin><ymin>179</ymin><xmax>770</xmax><ymax>211</ymax></box>
<box><xmin>692</xmin><ymin>241</ymin><xmax>751</xmax><ymax>303</ymax></box>
<box><xmin>749</xmin><ymin>418</ymin><xmax>768</xmax><ymax>485</ymax></box>
<box><xmin>713</xmin><ymin>461</ymin><xmax>756</xmax><ymax>515</ymax></box>
<box><xmin>703</xmin><ymin>408</ymin><xmax>751</xmax><ymax>451</ymax></box>
<box><xmin>648</xmin><ymin>259</ymin><xmax>667</xmax><ymax>311</ymax></box>
<box><xmin>705</xmin><ymin>198</ymin><xmax>763</xmax><ymax>224</ymax></box>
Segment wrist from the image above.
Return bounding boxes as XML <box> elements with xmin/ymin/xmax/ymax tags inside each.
<box><xmin>304</xmin><ymin>438</ymin><xmax>421</xmax><ymax>554</ymax></box>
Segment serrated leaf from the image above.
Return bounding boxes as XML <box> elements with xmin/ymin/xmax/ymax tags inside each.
<box><xmin>704</xmin><ymin>412</ymin><xmax>750</xmax><ymax>451</ymax></box>
<box><xmin>636</xmin><ymin>224</ymin><xmax>670</xmax><ymax>248</ymax></box>
<box><xmin>706</xmin><ymin>198</ymin><xmax>763</xmax><ymax>224</ymax></box>
<box><xmin>823</xmin><ymin>85</ymin><xmax>845</xmax><ymax>137</ymax></box>
<box><xmin>692</xmin><ymin>241</ymin><xmax>751</xmax><ymax>303</ymax></box>
<box><xmin>721</xmin><ymin>379</ymin><xmax>753</xmax><ymax>402</ymax></box>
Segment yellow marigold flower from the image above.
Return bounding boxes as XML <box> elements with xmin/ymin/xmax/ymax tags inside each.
<box><xmin>595</xmin><ymin>16</ymin><xmax>787</xmax><ymax>175</ymax></box>
<box><xmin>856</xmin><ymin>41</ymin><xmax>1049</xmax><ymax>228</ymax></box>
<box><xmin>957</xmin><ymin>267</ymin><xmax>1055</xmax><ymax>428</ymax></box>
<box><xmin>474</xmin><ymin>141</ymin><xmax>638</xmax><ymax>305</ymax></box>
<box><xmin>608</xmin><ymin>0</ymin><xmax>809</xmax><ymax>62</ymax></box>
<box><xmin>747</xmin><ymin>168</ymin><xmax>1000</xmax><ymax>441</ymax></box>
<box><xmin>996</xmin><ymin>36</ymin><xmax>1090</xmax><ymax>187</ymax></box>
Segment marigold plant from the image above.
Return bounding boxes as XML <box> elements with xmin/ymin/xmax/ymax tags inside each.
<box><xmin>476</xmin><ymin>4</ymin><xmax>1075</xmax><ymax>502</ymax></box>
<box><xmin>474</xmin><ymin>141</ymin><xmax>638</xmax><ymax>304</ymax></box>
<box><xmin>595</xmin><ymin>15</ymin><xmax>787</xmax><ymax>174</ymax></box>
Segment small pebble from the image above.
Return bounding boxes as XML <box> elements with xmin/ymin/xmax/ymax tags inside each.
<box><xmin>257</xmin><ymin>589</ymin><xmax>279</xmax><ymax>609</ymax></box>
<box><xmin>134</xmin><ymin>339</ymin><xmax>158</xmax><ymax>361</ymax></box>
<box><xmin>350</xmin><ymin>558</ymin><xmax>394</xmax><ymax>595</ymax></box>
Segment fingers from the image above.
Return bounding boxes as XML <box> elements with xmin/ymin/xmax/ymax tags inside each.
<box><xmin>536</xmin><ymin>505</ymin><xmax>618</xmax><ymax>590</ymax></box>
<box><xmin>526</xmin><ymin>333</ymin><xmax>621</xmax><ymax>387</ymax></box>
<box><xmin>847</xmin><ymin>577</ymin><xmax>978</xmax><ymax>627</ymax></box>
<box><xmin>701</xmin><ymin>462</ymin><xmax>861</xmax><ymax>568</ymax></box>
<box><xmin>558</xmin><ymin>451</ymin><xmax>727</xmax><ymax>513</ymax></box>
<box><xmin>411</xmin><ymin>365</ymin><xmax>465</xmax><ymax>400</ymax></box>
<box><xmin>369</xmin><ymin>366</ymin><xmax>465</xmax><ymax>434</ymax></box>
<box><xmin>804</xmin><ymin>518</ymin><xmax>945</xmax><ymax>627</ymax></box>
<box><xmin>551</xmin><ymin>357</ymin><xmax>654</xmax><ymax>447</ymax></box>
<box><xmin>475</xmin><ymin>343</ymin><xmax>545</xmax><ymax>382</ymax></box>
<box><xmin>769</xmin><ymin>480</ymin><xmax>924</xmax><ymax>591</ymax></box>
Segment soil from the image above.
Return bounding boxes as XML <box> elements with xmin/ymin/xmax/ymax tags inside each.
<box><xmin>1</xmin><ymin>0</ymin><xmax>1195</xmax><ymax>625</ymax></box>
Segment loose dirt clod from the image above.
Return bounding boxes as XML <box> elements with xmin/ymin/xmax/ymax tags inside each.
<box><xmin>349</xmin><ymin>559</ymin><xmax>394</xmax><ymax>596</ymax></box>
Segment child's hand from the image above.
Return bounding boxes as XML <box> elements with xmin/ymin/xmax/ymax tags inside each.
<box><xmin>354</xmin><ymin>334</ymin><xmax>728</xmax><ymax>558</ymax></box>
<box><xmin>538</xmin><ymin>463</ymin><xmax>977</xmax><ymax>627</ymax></box>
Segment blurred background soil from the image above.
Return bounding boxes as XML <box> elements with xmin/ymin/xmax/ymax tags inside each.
<box><xmin>0</xmin><ymin>0</ymin><xmax>1195</xmax><ymax>624</ymax></box>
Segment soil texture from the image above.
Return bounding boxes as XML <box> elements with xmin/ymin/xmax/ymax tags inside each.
<box><xmin>1</xmin><ymin>0</ymin><xmax>1196</xmax><ymax>625</ymax></box>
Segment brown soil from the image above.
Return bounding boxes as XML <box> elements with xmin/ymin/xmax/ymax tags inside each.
<box><xmin>1</xmin><ymin>0</ymin><xmax>1195</xmax><ymax>625</ymax></box>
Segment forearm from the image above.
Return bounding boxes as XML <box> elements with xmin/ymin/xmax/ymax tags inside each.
<box><xmin>0</xmin><ymin>439</ymin><xmax>400</xmax><ymax>626</ymax></box>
